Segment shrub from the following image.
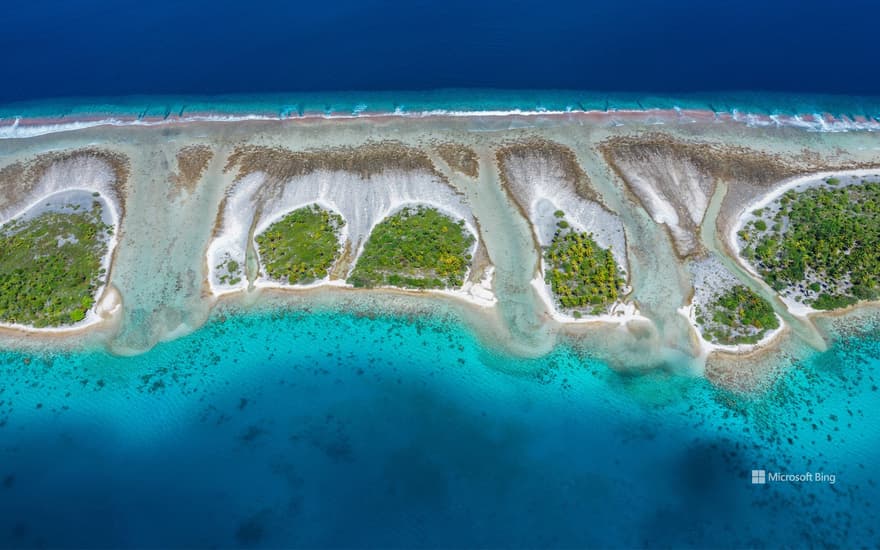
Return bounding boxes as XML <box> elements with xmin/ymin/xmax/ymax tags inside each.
<box><xmin>544</xmin><ymin>214</ymin><xmax>624</xmax><ymax>313</ymax></box>
<box><xmin>741</xmin><ymin>180</ymin><xmax>880</xmax><ymax>310</ymax></box>
<box><xmin>698</xmin><ymin>285</ymin><xmax>779</xmax><ymax>345</ymax></box>
<box><xmin>255</xmin><ymin>204</ymin><xmax>345</xmax><ymax>285</ymax></box>
<box><xmin>350</xmin><ymin>206</ymin><xmax>474</xmax><ymax>289</ymax></box>
<box><xmin>0</xmin><ymin>201</ymin><xmax>111</xmax><ymax>327</ymax></box>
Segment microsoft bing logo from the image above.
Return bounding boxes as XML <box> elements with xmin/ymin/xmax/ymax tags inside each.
<box><xmin>751</xmin><ymin>470</ymin><xmax>766</xmax><ymax>484</ymax></box>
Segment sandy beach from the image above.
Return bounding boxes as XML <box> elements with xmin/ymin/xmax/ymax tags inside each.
<box><xmin>0</xmin><ymin>154</ymin><xmax>125</xmax><ymax>337</ymax></box>
<box><xmin>728</xmin><ymin>169</ymin><xmax>880</xmax><ymax>318</ymax></box>
<box><xmin>2</xmin><ymin>110</ymin><xmax>880</xmax><ymax>388</ymax></box>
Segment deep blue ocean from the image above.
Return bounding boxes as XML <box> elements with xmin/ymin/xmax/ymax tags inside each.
<box><xmin>4</xmin><ymin>0</ymin><xmax>880</xmax><ymax>105</ymax></box>
<box><xmin>3</xmin><ymin>1</ymin><xmax>880</xmax><ymax>547</ymax></box>
<box><xmin>1</xmin><ymin>310</ymin><xmax>878</xmax><ymax>548</ymax></box>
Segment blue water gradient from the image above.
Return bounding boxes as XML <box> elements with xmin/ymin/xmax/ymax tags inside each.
<box><xmin>1</xmin><ymin>309</ymin><xmax>877</xmax><ymax>548</ymax></box>
<box><xmin>4</xmin><ymin>0</ymin><xmax>880</xmax><ymax>103</ymax></box>
<box><xmin>5</xmin><ymin>90</ymin><xmax>880</xmax><ymax>121</ymax></box>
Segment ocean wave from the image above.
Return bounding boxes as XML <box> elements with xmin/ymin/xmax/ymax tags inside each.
<box><xmin>2</xmin><ymin>106</ymin><xmax>880</xmax><ymax>139</ymax></box>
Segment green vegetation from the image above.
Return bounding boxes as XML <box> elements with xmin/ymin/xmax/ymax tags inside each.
<box><xmin>255</xmin><ymin>204</ymin><xmax>345</xmax><ymax>284</ymax></box>
<box><xmin>812</xmin><ymin>293</ymin><xmax>857</xmax><ymax>310</ymax></box>
<box><xmin>215</xmin><ymin>256</ymin><xmax>242</xmax><ymax>286</ymax></box>
<box><xmin>0</xmin><ymin>201</ymin><xmax>112</xmax><ymax>327</ymax></box>
<box><xmin>741</xmin><ymin>180</ymin><xmax>880</xmax><ymax>310</ymax></box>
<box><xmin>349</xmin><ymin>206</ymin><xmax>474</xmax><ymax>289</ymax></box>
<box><xmin>696</xmin><ymin>285</ymin><xmax>779</xmax><ymax>345</ymax></box>
<box><xmin>544</xmin><ymin>215</ymin><xmax>624</xmax><ymax>314</ymax></box>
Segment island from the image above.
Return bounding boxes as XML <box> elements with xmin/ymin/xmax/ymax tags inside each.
<box><xmin>1</xmin><ymin>110</ymin><xmax>879</xmax><ymax>388</ymax></box>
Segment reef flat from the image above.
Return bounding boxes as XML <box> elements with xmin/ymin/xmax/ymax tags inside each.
<box><xmin>2</xmin><ymin>111</ymin><xmax>880</xmax><ymax>388</ymax></box>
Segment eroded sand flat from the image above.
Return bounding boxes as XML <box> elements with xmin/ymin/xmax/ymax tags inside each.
<box><xmin>494</xmin><ymin>138</ymin><xmax>644</xmax><ymax>328</ymax></box>
<box><xmin>1</xmin><ymin>113</ymin><xmax>879</xmax><ymax>388</ymax></box>
<box><xmin>0</xmin><ymin>150</ymin><xmax>126</xmax><ymax>336</ymax></box>
<box><xmin>496</xmin><ymin>139</ymin><xmax>626</xmax><ymax>266</ymax></box>
<box><xmin>210</xmin><ymin>142</ymin><xmax>479</xmax><ymax>294</ymax></box>
<box><xmin>0</xmin><ymin>148</ymin><xmax>127</xmax><ymax>220</ymax></box>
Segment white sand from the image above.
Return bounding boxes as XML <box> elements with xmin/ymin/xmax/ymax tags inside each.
<box><xmin>678</xmin><ymin>302</ymin><xmax>784</xmax><ymax>357</ymax></box>
<box><xmin>500</xmin><ymin>152</ymin><xmax>628</xmax><ymax>269</ymax></box>
<box><xmin>251</xmin><ymin>268</ymin><xmax>496</xmax><ymax>309</ymax></box>
<box><xmin>678</xmin><ymin>256</ymin><xmax>784</xmax><ymax>355</ymax></box>
<box><xmin>0</xmin><ymin>156</ymin><xmax>123</xmax><ymax>334</ymax></box>
<box><xmin>729</xmin><ymin>168</ymin><xmax>880</xmax><ymax>318</ymax></box>
<box><xmin>206</xmin><ymin>165</ymin><xmax>495</xmax><ymax>308</ymax></box>
<box><xmin>437</xmin><ymin>266</ymin><xmax>497</xmax><ymax>308</ymax></box>
<box><xmin>688</xmin><ymin>255</ymin><xmax>740</xmax><ymax>309</ymax></box>
<box><xmin>530</xmin><ymin>275</ymin><xmax>648</xmax><ymax>326</ymax></box>
<box><xmin>610</xmin><ymin>151</ymin><xmax>714</xmax><ymax>256</ymax></box>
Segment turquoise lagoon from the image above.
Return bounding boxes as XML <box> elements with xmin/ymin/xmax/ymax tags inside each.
<box><xmin>0</xmin><ymin>307</ymin><xmax>878</xmax><ymax>548</ymax></box>
<box><xmin>2</xmin><ymin>92</ymin><xmax>880</xmax><ymax>547</ymax></box>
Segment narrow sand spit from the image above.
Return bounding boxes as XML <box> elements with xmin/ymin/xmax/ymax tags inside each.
<box><xmin>495</xmin><ymin>139</ymin><xmax>638</xmax><ymax>323</ymax></box>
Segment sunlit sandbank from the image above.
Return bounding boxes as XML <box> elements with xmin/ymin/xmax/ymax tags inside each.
<box><xmin>1</xmin><ymin>111</ymin><xmax>879</xmax><ymax>389</ymax></box>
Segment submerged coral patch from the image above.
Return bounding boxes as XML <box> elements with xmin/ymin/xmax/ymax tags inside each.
<box><xmin>435</xmin><ymin>143</ymin><xmax>479</xmax><ymax>178</ymax></box>
<box><xmin>171</xmin><ymin>145</ymin><xmax>213</xmax><ymax>193</ymax></box>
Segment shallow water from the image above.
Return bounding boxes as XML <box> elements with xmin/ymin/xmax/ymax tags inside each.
<box><xmin>0</xmin><ymin>309</ymin><xmax>877</xmax><ymax>548</ymax></box>
<box><xmin>2</xmin><ymin>98</ymin><xmax>880</xmax><ymax>547</ymax></box>
<box><xmin>6</xmin><ymin>91</ymin><xmax>880</xmax><ymax>121</ymax></box>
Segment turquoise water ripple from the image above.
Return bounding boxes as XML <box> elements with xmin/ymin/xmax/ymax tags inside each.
<box><xmin>0</xmin><ymin>310</ymin><xmax>877</xmax><ymax>547</ymax></box>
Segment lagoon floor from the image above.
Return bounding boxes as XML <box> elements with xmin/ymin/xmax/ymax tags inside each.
<box><xmin>1</xmin><ymin>309</ymin><xmax>878</xmax><ymax>548</ymax></box>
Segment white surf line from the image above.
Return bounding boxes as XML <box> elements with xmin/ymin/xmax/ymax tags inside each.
<box><xmin>4</xmin><ymin>107</ymin><xmax>880</xmax><ymax>139</ymax></box>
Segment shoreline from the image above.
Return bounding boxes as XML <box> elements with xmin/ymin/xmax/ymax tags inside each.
<box><xmin>247</xmin><ymin>267</ymin><xmax>498</xmax><ymax>310</ymax></box>
<box><xmin>2</xmin><ymin>108</ymin><xmax>880</xmax><ymax>391</ymax></box>
<box><xmin>530</xmin><ymin>275</ymin><xmax>649</xmax><ymax>327</ymax></box>
<box><xmin>4</xmin><ymin>106</ymin><xmax>880</xmax><ymax>140</ymax></box>
<box><xmin>728</xmin><ymin>168</ymin><xmax>880</xmax><ymax>319</ymax></box>
<box><xmin>0</xmin><ymin>184</ymin><xmax>123</xmax><ymax>337</ymax></box>
<box><xmin>677</xmin><ymin>302</ymin><xmax>786</xmax><ymax>357</ymax></box>
<box><xmin>0</xmin><ymin>285</ymin><xmax>123</xmax><ymax>338</ymax></box>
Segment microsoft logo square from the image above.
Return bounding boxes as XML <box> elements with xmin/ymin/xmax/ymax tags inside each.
<box><xmin>751</xmin><ymin>470</ymin><xmax>766</xmax><ymax>484</ymax></box>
